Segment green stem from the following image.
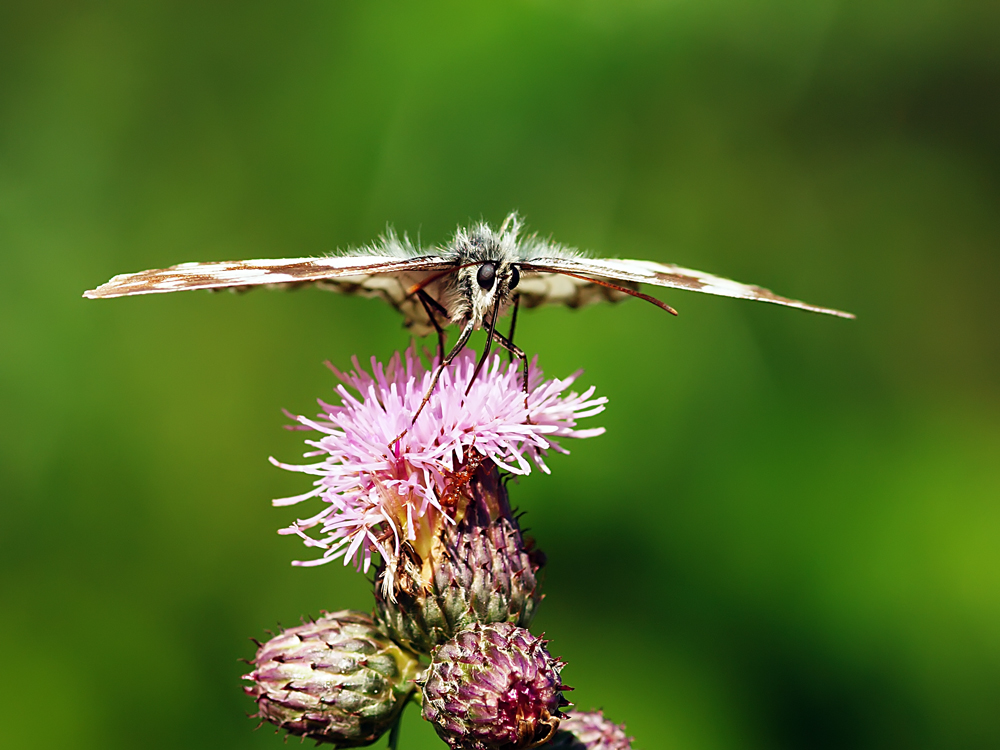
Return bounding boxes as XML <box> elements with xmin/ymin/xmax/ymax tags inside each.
<box><xmin>387</xmin><ymin>709</ymin><xmax>403</xmax><ymax>750</ymax></box>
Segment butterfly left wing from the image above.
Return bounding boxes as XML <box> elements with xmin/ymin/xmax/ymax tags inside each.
<box><xmin>519</xmin><ymin>255</ymin><xmax>854</xmax><ymax>319</ymax></box>
<box><xmin>83</xmin><ymin>254</ymin><xmax>452</xmax><ymax>299</ymax></box>
<box><xmin>83</xmin><ymin>254</ymin><xmax>458</xmax><ymax>335</ymax></box>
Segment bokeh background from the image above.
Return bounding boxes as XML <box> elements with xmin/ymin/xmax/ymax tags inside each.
<box><xmin>2</xmin><ymin>2</ymin><xmax>998</xmax><ymax>748</ymax></box>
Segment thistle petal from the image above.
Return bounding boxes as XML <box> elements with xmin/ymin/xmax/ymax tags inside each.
<box><xmin>273</xmin><ymin>345</ymin><xmax>604</xmax><ymax>576</ymax></box>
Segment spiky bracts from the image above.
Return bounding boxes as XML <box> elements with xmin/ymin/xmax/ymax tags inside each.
<box><xmin>375</xmin><ymin>457</ymin><xmax>544</xmax><ymax>654</ymax></box>
<box><xmin>421</xmin><ymin>623</ymin><xmax>570</xmax><ymax>750</ymax></box>
<box><xmin>243</xmin><ymin>610</ymin><xmax>420</xmax><ymax>747</ymax></box>
<box><xmin>547</xmin><ymin>711</ymin><xmax>634</xmax><ymax>750</ymax></box>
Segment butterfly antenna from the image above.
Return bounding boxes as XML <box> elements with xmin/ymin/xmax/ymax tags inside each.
<box><xmin>405</xmin><ymin>268</ymin><xmax>454</xmax><ymax>298</ymax></box>
<box><xmin>525</xmin><ymin>267</ymin><xmax>679</xmax><ymax>316</ymax></box>
<box><xmin>405</xmin><ymin>262</ymin><xmax>480</xmax><ymax>300</ymax></box>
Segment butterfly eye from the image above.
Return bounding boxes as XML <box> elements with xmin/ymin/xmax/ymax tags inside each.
<box><xmin>508</xmin><ymin>265</ymin><xmax>520</xmax><ymax>290</ymax></box>
<box><xmin>477</xmin><ymin>262</ymin><xmax>497</xmax><ymax>291</ymax></box>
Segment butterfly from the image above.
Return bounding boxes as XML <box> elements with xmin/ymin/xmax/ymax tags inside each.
<box><xmin>85</xmin><ymin>212</ymin><xmax>853</xmax><ymax>438</ymax></box>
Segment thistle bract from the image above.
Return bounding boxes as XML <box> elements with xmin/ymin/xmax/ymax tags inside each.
<box><xmin>421</xmin><ymin>622</ymin><xmax>569</xmax><ymax>750</ymax></box>
<box><xmin>243</xmin><ymin>610</ymin><xmax>419</xmax><ymax>747</ymax></box>
<box><xmin>375</xmin><ymin>456</ymin><xmax>545</xmax><ymax>654</ymax></box>
<box><xmin>547</xmin><ymin>711</ymin><xmax>633</xmax><ymax>750</ymax></box>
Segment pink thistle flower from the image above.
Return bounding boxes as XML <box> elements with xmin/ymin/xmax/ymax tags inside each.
<box><xmin>271</xmin><ymin>344</ymin><xmax>606</xmax><ymax>587</ymax></box>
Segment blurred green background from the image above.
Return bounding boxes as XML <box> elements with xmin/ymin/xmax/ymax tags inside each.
<box><xmin>2</xmin><ymin>2</ymin><xmax>998</xmax><ymax>748</ymax></box>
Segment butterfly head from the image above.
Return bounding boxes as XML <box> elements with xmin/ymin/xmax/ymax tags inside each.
<box><xmin>449</xmin><ymin>214</ymin><xmax>523</xmax><ymax>327</ymax></box>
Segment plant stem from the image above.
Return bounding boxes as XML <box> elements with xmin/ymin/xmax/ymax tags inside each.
<box><xmin>387</xmin><ymin>711</ymin><xmax>403</xmax><ymax>750</ymax></box>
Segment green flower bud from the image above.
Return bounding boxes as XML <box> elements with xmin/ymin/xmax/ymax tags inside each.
<box><xmin>243</xmin><ymin>610</ymin><xmax>420</xmax><ymax>746</ymax></box>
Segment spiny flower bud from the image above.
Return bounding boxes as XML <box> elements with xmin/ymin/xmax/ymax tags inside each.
<box><xmin>375</xmin><ymin>457</ymin><xmax>545</xmax><ymax>655</ymax></box>
<box><xmin>243</xmin><ymin>610</ymin><xmax>420</xmax><ymax>747</ymax></box>
<box><xmin>421</xmin><ymin>622</ymin><xmax>570</xmax><ymax>750</ymax></box>
<box><xmin>547</xmin><ymin>711</ymin><xmax>634</xmax><ymax>750</ymax></box>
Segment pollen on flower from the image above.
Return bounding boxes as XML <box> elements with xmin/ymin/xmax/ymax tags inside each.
<box><xmin>270</xmin><ymin>344</ymin><xmax>606</xmax><ymax>579</ymax></box>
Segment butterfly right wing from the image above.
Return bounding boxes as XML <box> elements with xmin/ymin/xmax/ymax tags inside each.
<box><xmin>519</xmin><ymin>254</ymin><xmax>854</xmax><ymax>319</ymax></box>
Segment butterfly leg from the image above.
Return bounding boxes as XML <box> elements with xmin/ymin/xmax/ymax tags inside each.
<box><xmin>465</xmin><ymin>295</ymin><xmax>503</xmax><ymax>396</ymax></box>
<box><xmin>506</xmin><ymin>294</ymin><xmax>520</xmax><ymax>364</ymax></box>
<box><xmin>489</xmin><ymin>329</ymin><xmax>531</xmax><ymax>418</ymax></box>
<box><xmin>389</xmin><ymin>318</ymin><xmax>476</xmax><ymax>448</ymax></box>
<box><xmin>416</xmin><ymin>289</ymin><xmax>449</xmax><ymax>363</ymax></box>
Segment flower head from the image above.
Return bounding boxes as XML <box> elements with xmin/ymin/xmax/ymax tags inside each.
<box><xmin>243</xmin><ymin>610</ymin><xmax>419</xmax><ymax>746</ymax></box>
<box><xmin>272</xmin><ymin>345</ymin><xmax>605</xmax><ymax>581</ymax></box>
<box><xmin>421</xmin><ymin>622</ymin><xmax>569</xmax><ymax>750</ymax></box>
<box><xmin>548</xmin><ymin>711</ymin><xmax>633</xmax><ymax>750</ymax></box>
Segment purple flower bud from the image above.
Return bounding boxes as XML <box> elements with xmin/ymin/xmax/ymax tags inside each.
<box><xmin>547</xmin><ymin>711</ymin><xmax>633</xmax><ymax>750</ymax></box>
<box><xmin>375</xmin><ymin>457</ymin><xmax>545</xmax><ymax>654</ymax></box>
<box><xmin>243</xmin><ymin>610</ymin><xmax>419</xmax><ymax>746</ymax></box>
<box><xmin>421</xmin><ymin>623</ymin><xmax>570</xmax><ymax>750</ymax></box>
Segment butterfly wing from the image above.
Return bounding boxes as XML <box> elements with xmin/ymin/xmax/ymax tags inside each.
<box><xmin>83</xmin><ymin>253</ymin><xmax>457</xmax><ymax>335</ymax></box>
<box><xmin>83</xmin><ymin>254</ymin><xmax>452</xmax><ymax>299</ymax></box>
<box><xmin>519</xmin><ymin>255</ymin><xmax>854</xmax><ymax>319</ymax></box>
